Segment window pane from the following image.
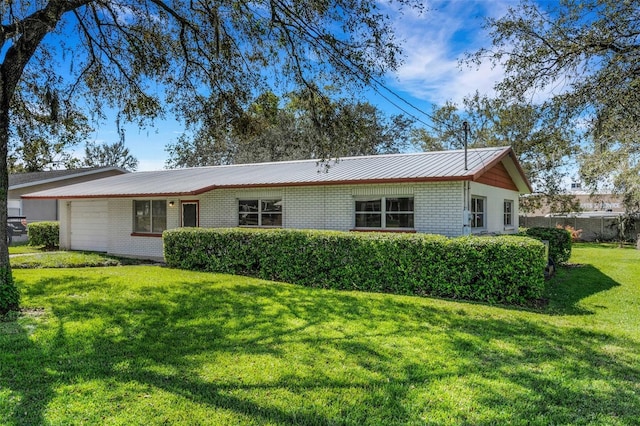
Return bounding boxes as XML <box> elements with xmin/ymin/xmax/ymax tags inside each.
<box><xmin>262</xmin><ymin>213</ymin><xmax>282</xmax><ymax>227</ymax></box>
<box><xmin>356</xmin><ymin>199</ymin><xmax>381</xmax><ymax>212</ymax></box>
<box><xmin>504</xmin><ymin>200</ymin><xmax>513</xmax><ymax>226</ymax></box>
<box><xmin>152</xmin><ymin>200</ymin><xmax>166</xmax><ymax>217</ymax></box>
<box><xmin>239</xmin><ymin>200</ymin><xmax>258</xmax><ymax>226</ymax></box>
<box><xmin>135</xmin><ymin>217</ymin><xmax>151</xmax><ymax>232</ymax></box>
<box><xmin>386</xmin><ymin>213</ymin><xmax>414</xmax><ymax>228</ymax></box>
<box><xmin>239</xmin><ymin>200</ymin><xmax>258</xmax><ymax>213</ymax></box>
<box><xmin>262</xmin><ymin>200</ymin><xmax>282</xmax><ymax>212</ymax></box>
<box><xmin>471</xmin><ymin>197</ymin><xmax>485</xmax><ymax>229</ymax></box>
<box><xmin>386</xmin><ymin>197</ymin><xmax>413</xmax><ymax>212</ymax></box>
<box><xmin>152</xmin><ymin>200</ymin><xmax>167</xmax><ymax>233</ymax></box>
<box><xmin>134</xmin><ymin>200</ymin><xmax>151</xmax><ymax>232</ymax></box>
<box><xmin>356</xmin><ymin>213</ymin><xmax>382</xmax><ymax>227</ymax></box>
<box><xmin>239</xmin><ymin>213</ymin><xmax>259</xmax><ymax>226</ymax></box>
<box><xmin>152</xmin><ymin>216</ymin><xmax>167</xmax><ymax>233</ymax></box>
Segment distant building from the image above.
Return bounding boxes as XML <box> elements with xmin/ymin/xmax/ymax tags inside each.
<box><xmin>522</xmin><ymin>180</ymin><xmax>624</xmax><ymax>218</ymax></box>
<box><xmin>9</xmin><ymin>167</ymin><xmax>127</xmax><ymax>222</ymax></box>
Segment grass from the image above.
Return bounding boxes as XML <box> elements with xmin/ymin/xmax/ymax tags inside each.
<box><xmin>1</xmin><ymin>243</ymin><xmax>639</xmax><ymax>425</ymax></box>
<box><xmin>7</xmin><ymin>242</ymin><xmax>44</xmax><ymax>255</ymax></box>
<box><xmin>9</xmin><ymin>251</ymin><xmax>143</xmax><ymax>269</ymax></box>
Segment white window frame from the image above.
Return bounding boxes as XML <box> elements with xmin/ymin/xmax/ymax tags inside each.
<box><xmin>238</xmin><ymin>199</ymin><xmax>283</xmax><ymax>227</ymax></box>
<box><xmin>471</xmin><ymin>196</ymin><xmax>486</xmax><ymax>231</ymax></box>
<box><xmin>133</xmin><ymin>200</ymin><xmax>167</xmax><ymax>234</ymax></box>
<box><xmin>503</xmin><ymin>199</ymin><xmax>514</xmax><ymax>229</ymax></box>
<box><xmin>354</xmin><ymin>196</ymin><xmax>414</xmax><ymax>229</ymax></box>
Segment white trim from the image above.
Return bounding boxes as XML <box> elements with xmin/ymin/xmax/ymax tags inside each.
<box><xmin>238</xmin><ymin>198</ymin><xmax>283</xmax><ymax>227</ymax></box>
<box><xmin>471</xmin><ymin>195</ymin><xmax>487</xmax><ymax>231</ymax></box>
<box><xmin>503</xmin><ymin>199</ymin><xmax>515</xmax><ymax>230</ymax></box>
<box><xmin>354</xmin><ymin>196</ymin><xmax>415</xmax><ymax>230</ymax></box>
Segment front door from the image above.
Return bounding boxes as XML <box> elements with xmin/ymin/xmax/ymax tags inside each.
<box><xmin>181</xmin><ymin>201</ymin><xmax>199</xmax><ymax>227</ymax></box>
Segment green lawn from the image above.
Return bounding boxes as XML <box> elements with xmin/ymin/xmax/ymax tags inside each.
<box><xmin>7</xmin><ymin>242</ymin><xmax>44</xmax><ymax>255</ymax></box>
<box><xmin>1</xmin><ymin>244</ymin><xmax>639</xmax><ymax>425</ymax></box>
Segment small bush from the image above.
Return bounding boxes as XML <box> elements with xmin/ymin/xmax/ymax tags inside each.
<box><xmin>521</xmin><ymin>227</ymin><xmax>572</xmax><ymax>264</ymax></box>
<box><xmin>556</xmin><ymin>224</ymin><xmax>582</xmax><ymax>242</ymax></box>
<box><xmin>164</xmin><ymin>228</ymin><xmax>546</xmax><ymax>304</ymax></box>
<box><xmin>28</xmin><ymin>221</ymin><xmax>59</xmax><ymax>249</ymax></box>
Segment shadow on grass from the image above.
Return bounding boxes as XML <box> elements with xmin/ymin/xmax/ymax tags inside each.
<box><xmin>0</xmin><ymin>309</ymin><xmax>55</xmax><ymax>426</ymax></box>
<box><xmin>543</xmin><ymin>263</ymin><xmax>620</xmax><ymax>315</ymax></box>
<box><xmin>3</xmin><ymin>271</ymin><xmax>640</xmax><ymax>424</ymax></box>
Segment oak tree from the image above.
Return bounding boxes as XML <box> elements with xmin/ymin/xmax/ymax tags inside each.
<box><xmin>469</xmin><ymin>0</ymin><xmax>640</xmax><ymax>214</ymax></box>
<box><xmin>0</xmin><ymin>0</ymin><xmax>409</xmax><ymax>314</ymax></box>
<box><xmin>166</xmin><ymin>90</ymin><xmax>414</xmax><ymax>167</ymax></box>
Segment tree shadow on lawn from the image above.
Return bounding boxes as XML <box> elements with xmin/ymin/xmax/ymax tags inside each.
<box><xmin>0</xmin><ymin>308</ymin><xmax>56</xmax><ymax>426</ymax></box>
<box><xmin>543</xmin><ymin>263</ymin><xmax>621</xmax><ymax>315</ymax></box>
<box><xmin>4</xmin><ymin>272</ymin><xmax>640</xmax><ymax>425</ymax></box>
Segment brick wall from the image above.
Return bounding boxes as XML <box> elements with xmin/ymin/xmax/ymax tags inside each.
<box><xmin>107</xmin><ymin>199</ymin><xmax>166</xmax><ymax>259</ymax></box>
<box><xmin>57</xmin><ymin>181</ymin><xmax>522</xmax><ymax>259</ymax></box>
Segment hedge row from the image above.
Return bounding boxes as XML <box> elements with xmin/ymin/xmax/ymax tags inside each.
<box><xmin>164</xmin><ymin>228</ymin><xmax>546</xmax><ymax>304</ymax></box>
<box><xmin>28</xmin><ymin>221</ymin><xmax>59</xmax><ymax>249</ymax></box>
<box><xmin>520</xmin><ymin>227</ymin><xmax>572</xmax><ymax>264</ymax></box>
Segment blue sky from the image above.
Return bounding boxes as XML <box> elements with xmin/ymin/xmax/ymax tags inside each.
<box><xmin>88</xmin><ymin>0</ymin><xmax>515</xmax><ymax>171</ymax></box>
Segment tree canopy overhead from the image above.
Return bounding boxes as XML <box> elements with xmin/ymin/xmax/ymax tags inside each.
<box><xmin>0</xmin><ymin>0</ymin><xmax>414</xmax><ymax>314</ymax></box>
<box><xmin>469</xmin><ymin>0</ymin><xmax>640</xmax><ymax>212</ymax></box>
<box><xmin>166</xmin><ymin>89</ymin><xmax>415</xmax><ymax>168</ymax></box>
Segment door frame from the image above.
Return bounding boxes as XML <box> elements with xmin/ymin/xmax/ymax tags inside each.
<box><xmin>181</xmin><ymin>200</ymin><xmax>200</xmax><ymax>227</ymax></box>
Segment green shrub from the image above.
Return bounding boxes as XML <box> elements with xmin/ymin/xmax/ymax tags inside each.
<box><xmin>28</xmin><ymin>221</ymin><xmax>59</xmax><ymax>249</ymax></box>
<box><xmin>164</xmin><ymin>228</ymin><xmax>546</xmax><ymax>304</ymax></box>
<box><xmin>521</xmin><ymin>227</ymin><xmax>572</xmax><ymax>264</ymax></box>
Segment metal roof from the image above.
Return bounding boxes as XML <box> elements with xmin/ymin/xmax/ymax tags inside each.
<box><xmin>9</xmin><ymin>167</ymin><xmax>127</xmax><ymax>190</ymax></box>
<box><xmin>23</xmin><ymin>146</ymin><xmax>532</xmax><ymax>199</ymax></box>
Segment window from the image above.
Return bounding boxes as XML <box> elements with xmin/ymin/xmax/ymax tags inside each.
<box><xmin>471</xmin><ymin>196</ymin><xmax>485</xmax><ymax>229</ymax></box>
<box><xmin>504</xmin><ymin>200</ymin><xmax>514</xmax><ymax>228</ymax></box>
<box><xmin>239</xmin><ymin>199</ymin><xmax>282</xmax><ymax>227</ymax></box>
<box><xmin>355</xmin><ymin>197</ymin><xmax>414</xmax><ymax>229</ymax></box>
<box><xmin>133</xmin><ymin>200</ymin><xmax>167</xmax><ymax>234</ymax></box>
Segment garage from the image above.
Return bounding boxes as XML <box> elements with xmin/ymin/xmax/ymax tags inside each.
<box><xmin>70</xmin><ymin>200</ymin><xmax>109</xmax><ymax>252</ymax></box>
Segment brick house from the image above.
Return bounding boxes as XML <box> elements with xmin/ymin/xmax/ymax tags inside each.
<box><xmin>23</xmin><ymin>146</ymin><xmax>531</xmax><ymax>260</ymax></box>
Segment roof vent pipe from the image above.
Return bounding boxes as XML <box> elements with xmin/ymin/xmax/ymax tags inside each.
<box><xmin>463</xmin><ymin>121</ymin><xmax>469</xmax><ymax>171</ymax></box>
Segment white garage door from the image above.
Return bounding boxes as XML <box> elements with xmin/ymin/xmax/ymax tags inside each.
<box><xmin>70</xmin><ymin>200</ymin><xmax>109</xmax><ymax>252</ymax></box>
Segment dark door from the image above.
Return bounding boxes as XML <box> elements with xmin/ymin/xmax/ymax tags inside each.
<box><xmin>182</xmin><ymin>202</ymin><xmax>199</xmax><ymax>227</ymax></box>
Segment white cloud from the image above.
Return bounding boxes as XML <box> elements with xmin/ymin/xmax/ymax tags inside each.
<box><xmin>386</xmin><ymin>0</ymin><xmax>512</xmax><ymax>105</ymax></box>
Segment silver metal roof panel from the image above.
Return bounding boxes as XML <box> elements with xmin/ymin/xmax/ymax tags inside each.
<box><xmin>23</xmin><ymin>146</ymin><xmax>531</xmax><ymax>198</ymax></box>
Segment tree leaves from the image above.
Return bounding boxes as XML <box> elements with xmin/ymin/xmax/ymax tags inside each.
<box><xmin>165</xmin><ymin>90</ymin><xmax>415</xmax><ymax>167</ymax></box>
<box><xmin>469</xmin><ymin>0</ymin><xmax>640</xmax><ymax>213</ymax></box>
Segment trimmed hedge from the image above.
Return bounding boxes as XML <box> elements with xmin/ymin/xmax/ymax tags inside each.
<box><xmin>521</xmin><ymin>227</ymin><xmax>572</xmax><ymax>264</ymax></box>
<box><xmin>28</xmin><ymin>221</ymin><xmax>59</xmax><ymax>249</ymax></box>
<box><xmin>164</xmin><ymin>228</ymin><xmax>546</xmax><ymax>304</ymax></box>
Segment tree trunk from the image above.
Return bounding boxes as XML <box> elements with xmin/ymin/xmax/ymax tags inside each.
<box><xmin>0</xmin><ymin>1</ymin><xmax>74</xmax><ymax>315</ymax></box>
<box><xmin>0</xmin><ymin>89</ymin><xmax>19</xmax><ymax>315</ymax></box>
